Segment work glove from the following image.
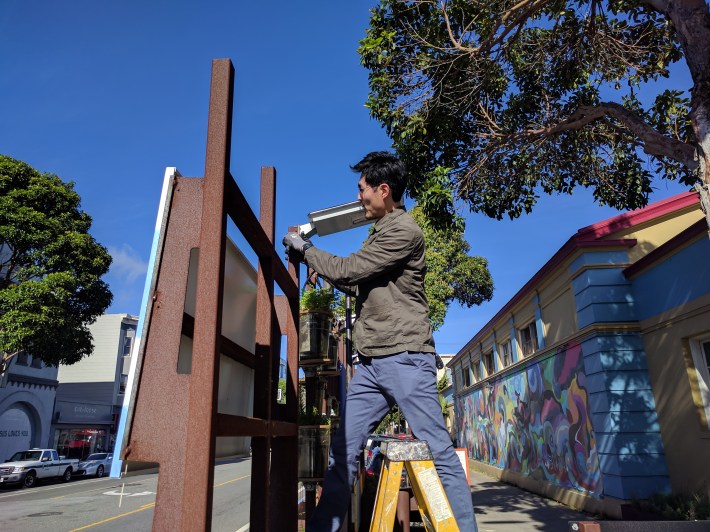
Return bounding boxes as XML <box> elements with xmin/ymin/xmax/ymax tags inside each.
<box><xmin>282</xmin><ymin>232</ymin><xmax>313</xmax><ymax>254</ymax></box>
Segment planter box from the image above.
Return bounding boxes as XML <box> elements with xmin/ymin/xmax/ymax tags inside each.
<box><xmin>298</xmin><ymin>425</ymin><xmax>331</xmax><ymax>480</ymax></box>
<box><xmin>299</xmin><ymin>311</ymin><xmax>333</xmax><ymax>364</ymax></box>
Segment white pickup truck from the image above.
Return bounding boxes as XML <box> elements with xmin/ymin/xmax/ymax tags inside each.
<box><xmin>0</xmin><ymin>448</ymin><xmax>79</xmax><ymax>488</ymax></box>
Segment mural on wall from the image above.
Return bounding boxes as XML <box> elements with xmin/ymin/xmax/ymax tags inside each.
<box><xmin>456</xmin><ymin>342</ymin><xmax>602</xmax><ymax>497</ymax></box>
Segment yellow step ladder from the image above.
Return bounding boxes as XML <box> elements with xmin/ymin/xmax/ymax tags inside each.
<box><xmin>369</xmin><ymin>439</ymin><xmax>459</xmax><ymax>532</ymax></box>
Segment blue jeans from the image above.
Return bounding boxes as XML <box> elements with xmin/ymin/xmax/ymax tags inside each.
<box><xmin>307</xmin><ymin>351</ymin><xmax>477</xmax><ymax>531</ymax></box>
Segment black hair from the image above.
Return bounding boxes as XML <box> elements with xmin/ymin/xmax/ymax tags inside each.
<box><xmin>351</xmin><ymin>151</ymin><xmax>406</xmax><ymax>202</ymax></box>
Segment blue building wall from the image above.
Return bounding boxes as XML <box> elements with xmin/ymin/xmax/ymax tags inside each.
<box><xmin>631</xmin><ymin>237</ymin><xmax>710</xmax><ymax>321</ymax></box>
<box><xmin>572</xmin><ymin>251</ymin><xmax>671</xmax><ymax>499</ymax></box>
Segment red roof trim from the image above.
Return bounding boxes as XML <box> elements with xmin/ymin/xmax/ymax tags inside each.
<box><xmin>576</xmin><ymin>191</ymin><xmax>698</xmax><ymax>240</ymax></box>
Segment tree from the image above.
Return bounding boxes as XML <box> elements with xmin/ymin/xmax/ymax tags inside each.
<box><xmin>0</xmin><ymin>155</ymin><xmax>113</xmax><ymax>374</ymax></box>
<box><xmin>359</xmin><ymin>0</ymin><xmax>710</xmax><ymax>227</ymax></box>
<box><xmin>411</xmin><ymin>204</ymin><xmax>493</xmax><ymax>330</ymax></box>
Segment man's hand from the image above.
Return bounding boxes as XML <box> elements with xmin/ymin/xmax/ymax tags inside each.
<box><xmin>282</xmin><ymin>232</ymin><xmax>313</xmax><ymax>254</ymax></box>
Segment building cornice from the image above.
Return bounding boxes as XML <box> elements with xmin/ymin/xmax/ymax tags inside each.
<box><xmin>8</xmin><ymin>374</ymin><xmax>59</xmax><ymax>388</ymax></box>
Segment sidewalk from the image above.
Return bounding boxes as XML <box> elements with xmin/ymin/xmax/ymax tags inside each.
<box><xmin>469</xmin><ymin>470</ymin><xmax>710</xmax><ymax>532</ymax></box>
<box><xmin>470</xmin><ymin>469</ymin><xmax>590</xmax><ymax>532</ymax></box>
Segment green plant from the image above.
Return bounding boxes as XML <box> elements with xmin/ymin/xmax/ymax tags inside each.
<box><xmin>296</xmin><ymin>383</ymin><xmax>330</xmax><ymax>425</ymax></box>
<box><xmin>299</xmin><ymin>287</ymin><xmax>337</xmax><ymax>314</ymax></box>
<box><xmin>298</xmin><ymin>405</ymin><xmax>329</xmax><ymax>426</ymax></box>
<box><xmin>634</xmin><ymin>491</ymin><xmax>710</xmax><ymax>521</ymax></box>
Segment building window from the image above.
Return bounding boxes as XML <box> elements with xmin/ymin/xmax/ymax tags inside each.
<box><xmin>472</xmin><ymin>359</ymin><xmax>481</xmax><ymax>382</ymax></box>
<box><xmin>690</xmin><ymin>336</ymin><xmax>710</xmax><ymax>430</ymax></box>
<box><xmin>499</xmin><ymin>340</ymin><xmax>512</xmax><ymax>368</ymax></box>
<box><xmin>519</xmin><ymin>322</ymin><xmax>539</xmax><ymax>357</ymax></box>
<box><xmin>482</xmin><ymin>350</ymin><xmax>494</xmax><ymax>376</ymax></box>
<box><xmin>461</xmin><ymin>364</ymin><xmax>471</xmax><ymax>388</ymax></box>
<box><xmin>122</xmin><ymin>335</ymin><xmax>133</xmax><ymax>357</ymax></box>
<box><xmin>119</xmin><ymin>374</ymin><xmax>128</xmax><ymax>394</ymax></box>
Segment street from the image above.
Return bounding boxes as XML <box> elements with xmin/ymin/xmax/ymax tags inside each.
<box><xmin>0</xmin><ymin>457</ymin><xmax>252</xmax><ymax>532</ymax></box>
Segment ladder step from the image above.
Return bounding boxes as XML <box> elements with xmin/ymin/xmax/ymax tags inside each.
<box><xmin>369</xmin><ymin>440</ymin><xmax>459</xmax><ymax>532</ymax></box>
<box><xmin>379</xmin><ymin>439</ymin><xmax>432</xmax><ymax>461</ymax></box>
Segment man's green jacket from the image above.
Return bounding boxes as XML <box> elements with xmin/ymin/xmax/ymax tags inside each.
<box><xmin>303</xmin><ymin>207</ymin><xmax>436</xmax><ymax>357</ymax></box>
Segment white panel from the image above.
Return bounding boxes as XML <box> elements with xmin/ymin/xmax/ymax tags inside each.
<box><xmin>183</xmin><ymin>238</ymin><xmax>257</xmax><ymax>353</ymax></box>
<box><xmin>217</xmin><ymin>354</ymin><xmax>254</xmax><ymax>456</ymax></box>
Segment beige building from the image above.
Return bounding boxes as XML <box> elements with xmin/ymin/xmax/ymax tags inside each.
<box><xmin>448</xmin><ymin>191</ymin><xmax>710</xmax><ymax>516</ymax></box>
<box><xmin>53</xmin><ymin>314</ymin><xmax>137</xmax><ymax>459</ymax></box>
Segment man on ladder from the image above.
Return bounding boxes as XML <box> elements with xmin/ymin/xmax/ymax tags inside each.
<box><xmin>284</xmin><ymin>152</ymin><xmax>478</xmax><ymax>532</ymax></box>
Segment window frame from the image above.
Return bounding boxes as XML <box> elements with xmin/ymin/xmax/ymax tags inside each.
<box><xmin>689</xmin><ymin>335</ymin><xmax>710</xmax><ymax>430</ymax></box>
<box><xmin>472</xmin><ymin>359</ymin><xmax>481</xmax><ymax>382</ymax></box>
<box><xmin>482</xmin><ymin>350</ymin><xmax>494</xmax><ymax>376</ymax></box>
<box><xmin>119</xmin><ymin>374</ymin><xmax>129</xmax><ymax>395</ymax></box>
<box><xmin>499</xmin><ymin>339</ymin><xmax>512</xmax><ymax>368</ymax></box>
<box><xmin>518</xmin><ymin>321</ymin><xmax>539</xmax><ymax>358</ymax></box>
<box><xmin>461</xmin><ymin>364</ymin><xmax>472</xmax><ymax>388</ymax></box>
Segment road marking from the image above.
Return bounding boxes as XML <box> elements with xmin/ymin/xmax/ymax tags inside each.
<box><xmin>66</xmin><ymin>473</ymin><xmax>250</xmax><ymax>531</ymax></box>
<box><xmin>53</xmin><ymin>481</ymin><xmax>145</xmax><ymax>500</ymax></box>
<box><xmin>235</xmin><ymin>524</ymin><xmax>249</xmax><ymax>532</ymax></box>
<box><xmin>215</xmin><ymin>474</ymin><xmax>250</xmax><ymax>488</ymax></box>
<box><xmin>103</xmin><ymin>490</ymin><xmax>154</xmax><ymax>497</ymax></box>
<box><xmin>68</xmin><ymin>503</ymin><xmax>155</xmax><ymax>532</ymax></box>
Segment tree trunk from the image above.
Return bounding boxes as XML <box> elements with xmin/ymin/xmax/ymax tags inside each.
<box><xmin>665</xmin><ymin>0</ymin><xmax>710</xmax><ymax>235</ymax></box>
<box><xmin>666</xmin><ymin>0</ymin><xmax>710</xmax><ymax>185</ymax></box>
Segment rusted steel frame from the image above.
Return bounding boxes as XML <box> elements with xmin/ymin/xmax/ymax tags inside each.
<box><xmin>284</xmin><ymin>238</ymin><xmax>300</xmax><ymax>422</ymax></box>
<box><xmin>181</xmin><ymin>313</ymin><xmax>255</xmax><ymax>369</ymax></box>
<box><xmin>215</xmin><ymin>413</ymin><xmax>297</xmax><ymax>438</ymax></box>
<box><xmin>127</xmin><ymin>176</ymin><xmax>200</xmax><ymax>532</ymax></box>
<box><xmin>181</xmin><ymin>59</ymin><xmax>233</xmax><ymax>531</ymax></box>
<box><xmin>225</xmin><ymin>174</ymin><xmax>297</xmax><ymax>299</ymax></box>
<box><xmin>249</xmin><ymin>166</ymin><xmax>277</xmax><ymax>531</ymax></box>
<box><xmin>268</xmin><ymin>252</ymin><xmax>300</xmax><ymax>530</ymax></box>
<box><xmin>270</xmin><ymin>235</ymin><xmax>301</xmax><ymax>530</ymax></box>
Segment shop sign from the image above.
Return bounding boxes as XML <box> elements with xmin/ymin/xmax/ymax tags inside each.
<box><xmin>55</xmin><ymin>401</ymin><xmax>113</xmax><ymax>423</ymax></box>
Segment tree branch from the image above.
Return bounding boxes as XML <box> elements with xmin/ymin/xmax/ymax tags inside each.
<box><xmin>641</xmin><ymin>0</ymin><xmax>670</xmax><ymax>13</ymax></box>
<box><xmin>579</xmin><ymin>102</ymin><xmax>699</xmax><ymax>169</ymax></box>
<box><xmin>494</xmin><ymin>102</ymin><xmax>699</xmax><ymax>170</ymax></box>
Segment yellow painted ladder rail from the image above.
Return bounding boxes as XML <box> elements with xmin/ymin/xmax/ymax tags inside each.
<box><xmin>369</xmin><ymin>439</ymin><xmax>459</xmax><ymax>532</ymax></box>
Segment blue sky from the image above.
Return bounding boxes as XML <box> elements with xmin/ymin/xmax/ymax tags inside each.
<box><xmin>1</xmin><ymin>1</ymin><xmax>691</xmax><ymax>354</ymax></box>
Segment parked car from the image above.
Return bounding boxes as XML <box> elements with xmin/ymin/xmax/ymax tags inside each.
<box><xmin>0</xmin><ymin>449</ymin><xmax>79</xmax><ymax>488</ymax></box>
<box><xmin>74</xmin><ymin>453</ymin><xmax>112</xmax><ymax>478</ymax></box>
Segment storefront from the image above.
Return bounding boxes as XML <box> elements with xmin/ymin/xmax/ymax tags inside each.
<box><xmin>52</xmin><ymin>400</ymin><xmax>115</xmax><ymax>460</ymax></box>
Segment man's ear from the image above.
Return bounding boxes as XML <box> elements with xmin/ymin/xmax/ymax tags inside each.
<box><xmin>379</xmin><ymin>182</ymin><xmax>391</xmax><ymax>199</ymax></box>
